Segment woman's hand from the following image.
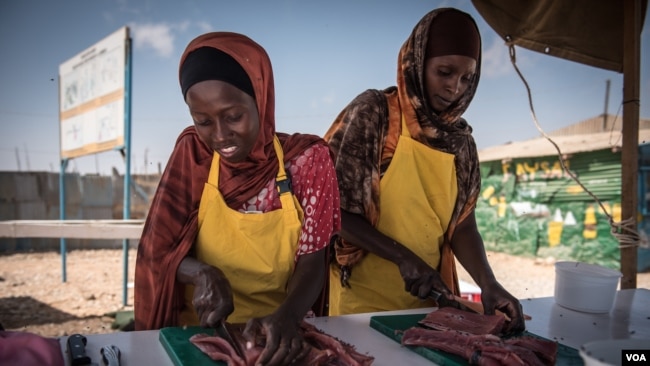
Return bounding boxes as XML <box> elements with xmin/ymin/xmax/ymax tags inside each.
<box><xmin>238</xmin><ymin>249</ymin><xmax>323</xmax><ymax>365</ymax></box>
<box><xmin>191</xmin><ymin>265</ymin><xmax>234</xmax><ymax>327</ymax></box>
<box><xmin>242</xmin><ymin>312</ymin><xmax>310</xmax><ymax>366</ymax></box>
<box><xmin>177</xmin><ymin>256</ymin><xmax>234</xmax><ymax>328</ymax></box>
<box><xmin>480</xmin><ymin>281</ymin><xmax>526</xmax><ymax>334</ymax></box>
<box><xmin>397</xmin><ymin>251</ymin><xmax>452</xmax><ymax>300</ymax></box>
<box><xmin>339</xmin><ymin>210</ymin><xmax>452</xmax><ymax>300</ymax></box>
<box><xmin>450</xmin><ymin>212</ymin><xmax>526</xmax><ymax>334</ymax></box>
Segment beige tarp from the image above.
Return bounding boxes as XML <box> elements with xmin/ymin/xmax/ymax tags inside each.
<box><xmin>472</xmin><ymin>0</ymin><xmax>646</xmax><ymax>72</ymax></box>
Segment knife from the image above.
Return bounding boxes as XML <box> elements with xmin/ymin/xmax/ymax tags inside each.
<box><xmin>430</xmin><ymin>289</ymin><xmax>481</xmax><ymax>314</ymax></box>
<box><xmin>215</xmin><ymin>321</ymin><xmax>246</xmax><ymax>359</ymax></box>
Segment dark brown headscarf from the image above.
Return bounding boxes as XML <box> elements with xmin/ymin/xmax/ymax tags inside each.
<box><xmin>134</xmin><ymin>32</ymin><xmax>327</xmax><ymax>330</ymax></box>
<box><xmin>324</xmin><ymin>8</ymin><xmax>482</xmax><ymax>294</ymax></box>
<box><xmin>426</xmin><ymin>8</ymin><xmax>481</xmax><ymax>61</ymax></box>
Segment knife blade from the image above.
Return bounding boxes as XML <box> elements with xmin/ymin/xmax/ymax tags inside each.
<box><xmin>430</xmin><ymin>289</ymin><xmax>481</xmax><ymax>314</ymax></box>
<box><xmin>215</xmin><ymin>321</ymin><xmax>246</xmax><ymax>359</ymax></box>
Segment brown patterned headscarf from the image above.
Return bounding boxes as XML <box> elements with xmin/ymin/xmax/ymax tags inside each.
<box><xmin>324</xmin><ymin>8</ymin><xmax>482</xmax><ymax>293</ymax></box>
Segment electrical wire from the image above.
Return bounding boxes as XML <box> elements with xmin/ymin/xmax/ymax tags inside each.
<box><xmin>506</xmin><ymin>40</ymin><xmax>641</xmax><ymax>250</ymax></box>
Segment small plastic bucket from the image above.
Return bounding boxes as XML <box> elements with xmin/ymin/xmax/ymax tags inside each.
<box><xmin>554</xmin><ymin>261</ymin><xmax>622</xmax><ymax>313</ymax></box>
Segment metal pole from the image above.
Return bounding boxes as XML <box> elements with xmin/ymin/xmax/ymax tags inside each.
<box><xmin>59</xmin><ymin>158</ymin><xmax>68</xmax><ymax>282</ymax></box>
<box><xmin>122</xmin><ymin>30</ymin><xmax>133</xmax><ymax>306</ymax></box>
<box><xmin>602</xmin><ymin>79</ymin><xmax>610</xmax><ymax>131</ymax></box>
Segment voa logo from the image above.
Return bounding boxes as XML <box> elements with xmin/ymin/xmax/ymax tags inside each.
<box><xmin>623</xmin><ymin>349</ymin><xmax>649</xmax><ymax>365</ymax></box>
<box><xmin>626</xmin><ymin>353</ymin><xmax>646</xmax><ymax>362</ymax></box>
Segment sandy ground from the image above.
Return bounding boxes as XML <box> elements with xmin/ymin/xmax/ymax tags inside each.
<box><xmin>1</xmin><ymin>248</ymin><xmax>648</xmax><ymax>338</ymax></box>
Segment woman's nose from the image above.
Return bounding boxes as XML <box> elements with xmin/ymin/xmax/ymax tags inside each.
<box><xmin>212</xmin><ymin>122</ymin><xmax>230</xmax><ymax>141</ymax></box>
<box><xmin>446</xmin><ymin>77</ymin><xmax>462</xmax><ymax>95</ymax></box>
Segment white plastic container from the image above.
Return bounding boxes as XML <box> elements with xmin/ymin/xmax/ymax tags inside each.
<box><xmin>554</xmin><ymin>261</ymin><xmax>622</xmax><ymax>313</ymax></box>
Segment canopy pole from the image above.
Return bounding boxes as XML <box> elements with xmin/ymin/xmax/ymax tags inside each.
<box><xmin>620</xmin><ymin>0</ymin><xmax>643</xmax><ymax>289</ymax></box>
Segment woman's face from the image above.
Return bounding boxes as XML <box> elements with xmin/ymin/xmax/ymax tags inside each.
<box><xmin>186</xmin><ymin>80</ymin><xmax>260</xmax><ymax>163</ymax></box>
<box><xmin>424</xmin><ymin>55</ymin><xmax>477</xmax><ymax>114</ymax></box>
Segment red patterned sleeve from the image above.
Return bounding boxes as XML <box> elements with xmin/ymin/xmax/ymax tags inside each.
<box><xmin>287</xmin><ymin>144</ymin><xmax>341</xmax><ymax>257</ymax></box>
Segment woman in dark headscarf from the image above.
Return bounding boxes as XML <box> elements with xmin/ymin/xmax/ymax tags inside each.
<box><xmin>325</xmin><ymin>8</ymin><xmax>525</xmax><ymax>334</ymax></box>
<box><xmin>134</xmin><ymin>32</ymin><xmax>340</xmax><ymax>364</ymax></box>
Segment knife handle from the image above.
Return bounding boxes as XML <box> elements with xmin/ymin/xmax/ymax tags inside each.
<box><xmin>429</xmin><ymin>289</ymin><xmax>443</xmax><ymax>300</ymax></box>
<box><xmin>67</xmin><ymin>334</ymin><xmax>91</xmax><ymax>365</ymax></box>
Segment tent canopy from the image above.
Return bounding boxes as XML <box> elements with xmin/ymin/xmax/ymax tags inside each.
<box><xmin>472</xmin><ymin>0</ymin><xmax>647</xmax><ymax>72</ymax></box>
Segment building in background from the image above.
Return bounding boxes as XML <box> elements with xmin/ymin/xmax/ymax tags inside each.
<box><xmin>476</xmin><ymin>114</ymin><xmax>650</xmax><ymax>272</ymax></box>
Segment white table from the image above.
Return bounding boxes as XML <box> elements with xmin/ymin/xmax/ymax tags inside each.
<box><xmin>59</xmin><ymin>329</ymin><xmax>166</xmax><ymax>366</ymax></box>
<box><xmin>57</xmin><ymin>308</ymin><xmax>435</xmax><ymax>366</ymax></box>
<box><xmin>520</xmin><ymin>288</ymin><xmax>650</xmax><ymax>350</ymax></box>
<box><xmin>306</xmin><ymin>307</ymin><xmax>435</xmax><ymax>366</ymax></box>
<box><xmin>58</xmin><ymin>289</ymin><xmax>650</xmax><ymax>365</ymax></box>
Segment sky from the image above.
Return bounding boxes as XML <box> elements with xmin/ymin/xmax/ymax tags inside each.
<box><xmin>1</xmin><ymin>0</ymin><xmax>649</xmax><ymax>175</ymax></box>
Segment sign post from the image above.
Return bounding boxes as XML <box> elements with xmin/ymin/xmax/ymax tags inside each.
<box><xmin>58</xmin><ymin>26</ymin><xmax>132</xmax><ymax>306</ymax></box>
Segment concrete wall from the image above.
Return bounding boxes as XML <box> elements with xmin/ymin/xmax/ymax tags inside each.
<box><xmin>0</xmin><ymin>171</ymin><xmax>160</xmax><ymax>252</ymax></box>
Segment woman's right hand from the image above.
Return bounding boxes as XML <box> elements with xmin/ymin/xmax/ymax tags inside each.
<box><xmin>338</xmin><ymin>211</ymin><xmax>452</xmax><ymax>301</ymax></box>
<box><xmin>397</xmin><ymin>251</ymin><xmax>451</xmax><ymax>300</ymax></box>
<box><xmin>191</xmin><ymin>265</ymin><xmax>235</xmax><ymax>327</ymax></box>
<box><xmin>177</xmin><ymin>257</ymin><xmax>235</xmax><ymax>327</ymax></box>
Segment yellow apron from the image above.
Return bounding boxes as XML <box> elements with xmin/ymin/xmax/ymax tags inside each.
<box><xmin>180</xmin><ymin>136</ymin><xmax>304</xmax><ymax>324</ymax></box>
<box><xmin>329</xmin><ymin>117</ymin><xmax>458</xmax><ymax>315</ymax></box>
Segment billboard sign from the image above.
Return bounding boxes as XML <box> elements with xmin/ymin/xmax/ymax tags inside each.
<box><xmin>58</xmin><ymin>26</ymin><xmax>129</xmax><ymax>159</ymax></box>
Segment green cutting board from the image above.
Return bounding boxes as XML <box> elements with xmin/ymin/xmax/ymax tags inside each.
<box><xmin>369</xmin><ymin>313</ymin><xmax>584</xmax><ymax>365</ymax></box>
<box><xmin>159</xmin><ymin>326</ymin><xmax>226</xmax><ymax>366</ymax></box>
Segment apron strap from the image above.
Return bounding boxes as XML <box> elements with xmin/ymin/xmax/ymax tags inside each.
<box><xmin>400</xmin><ymin>114</ymin><xmax>410</xmax><ymax>138</ymax></box>
<box><xmin>273</xmin><ymin>136</ymin><xmax>293</xmax><ymax>195</ymax></box>
<box><xmin>276</xmin><ymin>178</ymin><xmax>292</xmax><ymax>194</ymax></box>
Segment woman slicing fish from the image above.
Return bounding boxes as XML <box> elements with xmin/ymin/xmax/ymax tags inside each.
<box><xmin>324</xmin><ymin>7</ymin><xmax>525</xmax><ymax>334</ymax></box>
<box><xmin>134</xmin><ymin>31</ymin><xmax>341</xmax><ymax>365</ymax></box>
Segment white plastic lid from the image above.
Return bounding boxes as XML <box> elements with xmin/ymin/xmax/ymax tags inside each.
<box><xmin>555</xmin><ymin>261</ymin><xmax>622</xmax><ymax>278</ymax></box>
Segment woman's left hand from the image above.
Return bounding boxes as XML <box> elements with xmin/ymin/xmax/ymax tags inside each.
<box><xmin>242</xmin><ymin>312</ymin><xmax>311</xmax><ymax>366</ymax></box>
<box><xmin>480</xmin><ymin>281</ymin><xmax>526</xmax><ymax>334</ymax></box>
<box><xmin>449</xmin><ymin>212</ymin><xmax>526</xmax><ymax>335</ymax></box>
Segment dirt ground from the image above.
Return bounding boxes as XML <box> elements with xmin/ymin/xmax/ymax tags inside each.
<box><xmin>1</xmin><ymin>248</ymin><xmax>649</xmax><ymax>338</ymax></box>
